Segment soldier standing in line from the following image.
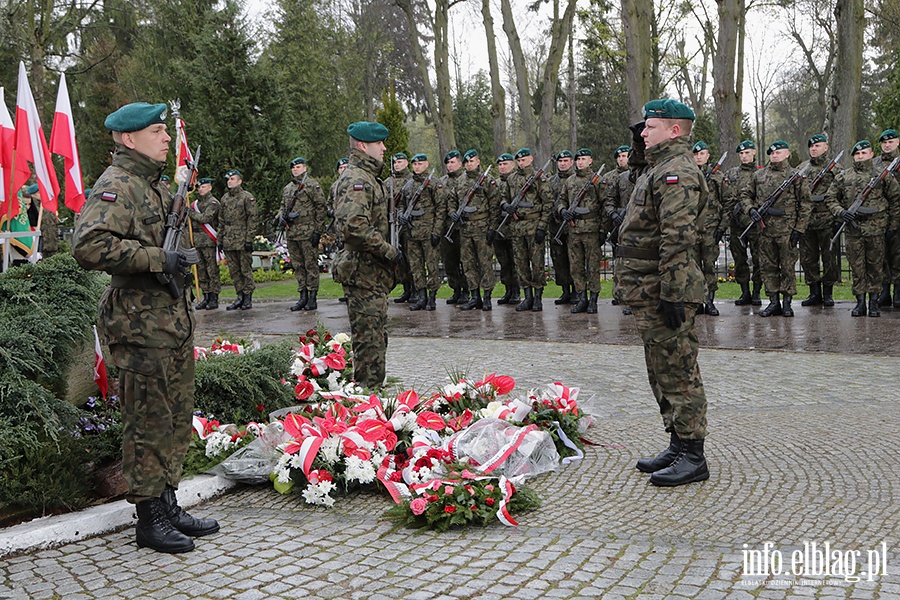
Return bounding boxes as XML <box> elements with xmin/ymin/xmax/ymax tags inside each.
<box><xmin>331</xmin><ymin>121</ymin><xmax>399</xmax><ymax>389</ymax></box>
<box><xmin>390</xmin><ymin>153</ymin><xmax>415</xmax><ymax>305</ymax></box>
<box><xmin>559</xmin><ymin>148</ymin><xmax>605</xmax><ymax>314</ymax></box>
<box><xmin>218</xmin><ymin>169</ymin><xmax>257</xmax><ymax>310</ymax></box>
<box><xmin>605</xmin><ymin>146</ymin><xmax>637</xmax><ymax>315</ymax></box>
<box><xmin>692</xmin><ymin>141</ymin><xmax>725</xmax><ymax>316</ymax></box>
<box><xmin>73</xmin><ymin>102</ymin><xmax>218</xmax><ymax>553</ymax></box>
<box><xmin>440</xmin><ymin>150</ymin><xmax>468</xmax><ymax>304</ymax></box>
<box><xmin>614</xmin><ymin>99</ymin><xmax>709</xmax><ymax>487</ymax></box>
<box><xmin>798</xmin><ymin>133</ymin><xmax>841</xmax><ymax>308</ymax></box>
<box><xmin>329</xmin><ymin>157</ymin><xmax>350</xmax><ymax>304</ymax></box>
<box><xmin>278</xmin><ymin>157</ymin><xmax>327</xmax><ymax>312</ymax></box>
<box><xmin>503</xmin><ymin>148</ymin><xmax>550</xmax><ymax>311</ymax></box>
<box><xmin>741</xmin><ymin>140</ymin><xmax>812</xmax><ymax>317</ymax></box>
<box><xmin>399</xmin><ymin>153</ymin><xmax>442</xmax><ymax>311</ymax></box>
<box><xmin>724</xmin><ymin>140</ymin><xmax>763</xmax><ymax>306</ymax></box>
<box><xmin>452</xmin><ymin>149</ymin><xmax>499</xmax><ymax>311</ymax></box>
<box><xmin>874</xmin><ymin>129</ymin><xmax>900</xmax><ymax>307</ymax></box>
<box><xmin>188</xmin><ymin>177</ymin><xmax>220</xmax><ymax>310</ymax></box>
<box><xmin>549</xmin><ymin>150</ymin><xmax>576</xmax><ymax>305</ymax></box>
<box><xmin>826</xmin><ymin>140</ymin><xmax>900</xmax><ymax>317</ymax></box>
<box><xmin>493</xmin><ymin>153</ymin><xmax>520</xmax><ymax>305</ymax></box>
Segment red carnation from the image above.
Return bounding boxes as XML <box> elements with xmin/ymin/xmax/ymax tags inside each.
<box><xmin>444</xmin><ymin>505</ymin><xmax>456</xmax><ymax>514</ymax></box>
<box><xmin>486</xmin><ymin>497</ymin><xmax>495</xmax><ymax>506</ymax></box>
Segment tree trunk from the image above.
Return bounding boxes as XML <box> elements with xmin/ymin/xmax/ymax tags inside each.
<box><xmin>482</xmin><ymin>0</ymin><xmax>507</xmax><ymax>156</ymax></box>
<box><xmin>713</xmin><ymin>0</ymin><xmax>742</xmax><ymax>169</ymax></box>
<box><xmin>433</xmin><ymin>0</ymin><xmax>456</xmax><ymax>156</ymax></box>
<box><xmin>621</xmin><ymin>0</ymin><xmax>653</xmax><ymax>121</ymax></box>
<box><xmin>500</xmin><ymin>0</ymin><xmax>535</xmax><ymax>150</ymax></box>
<box><xmin>830</xmin><ymin>0</ymin><xmax>864</xmax><ymax>155</ymax></box>
<box><xmin>537</xmin><ymin>0</ymin><xmax>576</xmax><ymax>159</ymax></box>
<box><xmin>567</xmin><ymin>31</ymin><xmax>577</xmax><ymax>151</ymax></box>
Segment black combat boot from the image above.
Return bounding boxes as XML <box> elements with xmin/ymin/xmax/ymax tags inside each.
<box><xmin>622</xmin><ymin>306</ymin><xmax>632</xmax><ymax>315</ymax></box>
<box><xmin>507</xmin><ymin>285</ymin><xmax>521</xmax><ymax>304</ymax></box>
<box><xmin>195</xmin><ymin>294</ymin><xmax>209</xmax><ymax>310</ymax></box>
<box><xmin>532</xmin><ymin>287</ymin><xmax>544</xmax><ymax>312</ymax></box>
<box><xmin>240</xmin><ymin>291</ymin><xmax>252</xmax><ymax>310</ymax></box>
<box><xmin>497</xmin><ymin>286</ymin><xmax>513</xmax><ymax>305</ymax></box>
<box><xmin>750</xmin><ymin>282</ymin><xmax>763</xmax><ymax>306</ymax></box>
<box><xmin>877</xmin><ymin>282</ymin><xmax>891</xmax><ymax>307</ymax></box>
<box><xmin>696</xmin><ymin>301</ymin><xmax>706</xmax><ymax>315</ymax></box>
<box><xmin>426</xmin><ymin>290</ymin><xmax>437</xmax><ymax>311</ymax></box>
<box><xmin>705</xmin><ymin>292</ymin><xmax>719</xmax><ymax>316</ymax></box>
<box><xmin>394</xmin><ymin>285</ymin><xmax>412</xmax><ymax>303</ymax></box>
<box><xmin>586</xmin><ymin>291</ymin><xmax>599</xmax><ymax>314</ymax></box>
<box><xmin>205</xmin><ymin>293</ymin><xmax>218</xmax><ymax>310</ymax></box>
<box><xmin>894</xmin><ymin>284</ymin><xmax>900</xmax><ymax>308</ymax></box>
<box><xmin>734</xmin><ymin>282</ymin><xmax>752</xmax><ymax>305</ymax></box>
<box><xmin>302</xmin><ymin>290</ymin><xmax>318</xmax><ymax>310</ymax></box>
<box><xmin>571</xmin><ymin>292</ymin><xmax>588</xmax><ymax>314</ymax></box>
<box><xmin>822</xmin><ymin>284</ymin><xmax>834</xmax><ymax>307</ymax></box>
<box><xmin>851</xmin><ymin>294</ymin><xmax>867</xmax><ymax>317</ymax></box>
<box><xmin>460</xmin><ymin>289</ymin><xmax>483</xmax><ymax>311</ymax></box>
<box><xmin>801</xmin><ymin>282</ymin><xmax>822</xmax><ymax>306</ymax></box>
<box><xmin>290</xmin><ymin>290</ymin><xmax>308</xmax><ymax>312</ymax></box>
<box><xmin>781</xmin><ymin>294</ymin><xmax>794</xmax><ymax>317</ymax></box>
<box><xmin>339</xmin><ymin>296</ymin><xmax>348</xmax><ymax>303</ymax></box>
<box><xmin>758</xmin><ymin>293</ymin><xmax>782</xmax><ymax>317</ymax></box>
<box><xmin>611</xmin><ymin>298</ymin><xmax>620</xmax><ymax>305</ymax></box>
<box><xmin>516</xmin><ymin>287</ymin><xmax>534</xmax><ymax>311</ymax></box>
<box><xmin>135</xmin><ymin>498</ymin><xmax>195</xmax><ymax>553</ymax></box>
<box><xmin>650</xmin><ymin>439</ymin><xmax>710</xmax><ymax>487</ymax></box>
<box><xmin>636</xmin><ymin>432</ymin><xmax>682</xmax><ymax>473</ymax></box>
<box><xmin>482</xmin><ymin>289</ymin><xmax>492</xmax><ymax>311</ymax></box>
<box><xmin>555</xmin><ymin>284</ymin><xmax>573</xmax><ymax>305</ymax></box>
<box><xmin>226</xmin><ymin>292</ymin><xmax>243</xmax><ymax>311</ymax></box>
<box><xmin>446</xmin><ymin>288</ymin><xmax>463</xmax><ymax>305</ymax></box>
<box><xmin>410</xmin><ymin>289</ymin><xmax>427</xmax><ymax>311</ymax></box>
<box><xmin>161</xmin><ymin>487</ymin><xmax>220</xmax><ymax>538</ymax></box>
<box><xmin>869</xmin><ymin>293</ymin><xmax>881</xmax><ymax>317</ymax></box>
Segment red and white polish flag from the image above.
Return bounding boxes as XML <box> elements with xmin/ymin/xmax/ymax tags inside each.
<box><xmin>14</xmin><ymin>61</ymin><xmax>60</xmax><ymax>213</ymax></box>
<box><xmin>93</xmin><ymin>325</ymin><xmax>108</xmax><ymax>400</ymax></box>
<box><xmin>50</xmin><ymin>73</ymin><xmax>85</xmax><ymax>213</ymax></box>
<box><xmin>0</xmin><ymin>87</ymin><xmax>15</xmax><ymax>218</ymax></box>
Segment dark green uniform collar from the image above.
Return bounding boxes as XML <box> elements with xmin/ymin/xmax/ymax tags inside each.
<box><xmin>292</xmin><ymin>175</ymin><xmax>304</xmax><ymax>185</ymax></box>
<box><xmin>769</xmin><ymin>158</ymin><xmax>789</xmax><ymax>171</ymax></box>
<box><xmin>810</xmin><ymin>154</ymin><xmax>827</xmax><ymax>167</ymax></box>
<box><xmin>883</xmin><ymin>148</ymin><xmax>899</xmax><ymax>160</ymax></box>
<box><xmin>350</xmin><ymin>148</ymin><xmax>384</xmax><ymax>175</ymax></box>
<box><xmin>740</xmin><ymin>162</ymin><xmax>757</xmax><ymax>171</ymax></box>
<box><xmin>853</xmin><ymin>158</ymin><xmax>874</xmax><ymax>173</ymax></box>
<box><xmin>112</xmin><ymin>144</ymin><xmax>167</xmax><ymax>182</ymax></box>
<box><xmin>228</xmin><ymin>184</ymin><xmax>244</xmax><ymax>194</ymax></box>
<box><xmin>413</xmin><ymin>170</ymin><xmax>428</xmax><ymax>182</ymax></box>
<box><xmin>448</xmin><ymin>168</ymin><xmax>464</xmax><ymax>180</ymax></box>
<box><xmin>518</xmin><ymin>163</ymin><xmax>534</xmax><ymax>176</ymax></box>
<box><xmin>466</xmin><ymin>168</ymin><xmax>482</xmax><ymax>180</ymax></box>
<box><xmin>558</xmin><ymin>167</ymin><xmax>574</xmax><ymax>178</ymax></box>
<box><xmin>576</xmin><ymin>166</ymin><xmax>593</xmax><ymax>177</ymax></box>
<box><xmin>645</xmin><ymin>137</ymin><xmax>691</xmax><ymax>166</ymax></box>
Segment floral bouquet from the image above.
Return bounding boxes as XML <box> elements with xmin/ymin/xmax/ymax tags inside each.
<box><xmin>194</xmin><ymin>337</ymin><xmax>257</xmax><ymax>360</ymax></box>
<box><xmin>289</xmin><ymin>325</ymin><xmax>358</xmax><ymax>402</ymax></box>
<box><xmin>183</xmin><ymin>414</ymin><xmax>262</xmax><ymax>476</ymax></box>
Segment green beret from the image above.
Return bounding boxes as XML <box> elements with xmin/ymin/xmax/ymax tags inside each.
<box><xmin>514</xmin><ymin>148</ymin><xmax>531</xmax><ymax>159</ymax></box>
<box><xmin>851</xmin><ymin>140</ymin><xmax>872</xmax><ymax>155</ymax></box>
<box><xmin>410</xmin><ymin>153</ymin><xmax>428</xmax><ymax>163</ymax></box>
<box><xmin>393</xmin><ymin>152</ymin><xmax>408</xmax><ymax>161</ymax></box>
<box><xmin>224</xmin><ymin>169</ymin><xmax>242</xmax><ymax>179</ymax></box>
<box><xmin>736</xmin><ymin>140</ymin><xmax>756</xmax><ymax>152</ymax></box>
<box><xmin>197</xmin><ymin>177</ymin><xmax>212</xmax><ymax>185</ymax></box>
<box><xmin>290</xmin><ymin>157</ymin><xmax>306</xmax><ymax>166</ymax></box>
<box><xmin>767</xmin><ymin>140</ymin><xmax>789</xmax><ymax>155</ymax></box>
<box><xmin>692</xmin><ymin>141</ymin><xmax>709</xmax><ymax>153</ymax></box>
<box><xmin>556</xmin><ymin>150</ymin><xmax>573</xmax><ymax>160</ymax></box>
<box><xmin>443</xmin><ymin>150</ymin><xmax>461</xmax><ymax>163</ymax></box>
<box><xmin>336</xmin><ymin>157</ymin><xmax>349</xmax><ymax>169</ymax></box>
<box><xmin>575</xmin><ymin>148</ymin><xmax>593</xmax><ymax>157</ymax></box>
<box><xmin>347</xmin><ymin>121</ymin><xmax>389</xmax><ymax>143</ymax></box>
<box><xmin>642</xmin><ymin>99</ymin><xmax>695</xmax><ymax>121</ymax></box>
<box><xmin>879</xmin><ymin>129</ymin><xmax>899</xmax><ymax>142</ymax></box>
<box><xmin>615</xmin><ymin>145</ymin><xmax>630</xmax><ymax>157</ymax></box>
<box><xmin>160</xmin><ymin>175</ymin><xmax>170</xmax><ymax>182</ymax></box>
<box><xmin>104</xmin><ymin>102</ymin><xmax>167</xmax><ymax>133</ymax></box>
<box><xmin>25</xmin><ymin>184</ymin><xmax>39</xmax><ymax>195</ymax></box>
<box><xmin>463</xmin><ymin>149</ymin><xmax>479</xmax><ymax>162</ymax></box>
<box><xmin>497</xmin><ymin>153</ymin><xmax>514</xmax><ymax>164</ymax></box>
<box><xmin>808</xmin><ymin>133</ymin><xmax>827</xmax><ymax>147</ymax></box>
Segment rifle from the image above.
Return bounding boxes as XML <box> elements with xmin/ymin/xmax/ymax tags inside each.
<box><xmin>495</xmin><ymin>159</ymin><xmax>552</xmax><ymax>238</ymax></box>
<box><xmin>738</xmin><ymin>163</ymin><xmax>811</xmax><ymax>244</ymax></box>
<box><xmin>445</xmin><ymin>166</ymin><xmax>491</xmax><ymax>241</ymax></box>
<box><xmin>275</xmin><ymin>172</ymin><xmax>309</xmax><ymax>244</ymax></box>
<box><xmin>156</xmin><ymin>145</ymin><xmax>201</xmax><ymax>299</ymax></box>
<box><xmin>706</xmin><ymin>151</ymin><xmax>727</xmax><ymax>181</ymax></box>
<box><xmin>401</xmin><ymin>169</ymin><xmax>435</xmax><ymax>231</ymax></box>
<box><xmin>552</xmin><ymin>163</ymin><xmax>606</xmax><ymax>245</ymax></box>
<box><xmin>809</xmin><ymin>150</ymin><xmax>845</xmax><ymax>202</ymax></box>
<box><xmin>389</xmin><ymin>174</ymin><xmax>400</xmax><ymax>252</ymax></box>
<box><xmin>829</xmin><ymin>156</ymin><xmax>900</xmax><ymax>250</ymax></box>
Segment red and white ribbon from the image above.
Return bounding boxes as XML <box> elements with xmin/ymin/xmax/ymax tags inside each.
<box><xmin>552</xmin><ymin>421</ymin><xmax>584</xmax><ymax>465</ymax></box>
<box><xmin>191</xmin><ymin>199</ymin><xmax>224</xmax><ymax>261</ymax></box>
<box><xmin>479</xmin><ymin>424</ymin><xmax>537</xmax><ymax>474</ymax></box>
<box><xmin>496</xmin><ymin>476</ymin><xmax>518</xmax><ymax>526</ymax></box>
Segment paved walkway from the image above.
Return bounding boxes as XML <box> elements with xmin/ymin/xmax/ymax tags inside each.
<box><xmin>2</xmin><ymin>304</ymin><xmax>899</xmax><ymax>599</ymax></box>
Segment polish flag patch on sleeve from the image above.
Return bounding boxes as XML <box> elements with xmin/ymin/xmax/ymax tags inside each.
<box><xmin>353</xmin><ymin>184</ymin><xmax>364</xmax><ymax>191</ymax></box>
<box><xmin>100</xmin><ymin>191</ymin><xmax>117</xmax><ymax>202</ymax></box>
<box><xmin>665</xmin><ymin>175</ymin><xmax>679</xmax><ymax>185</ymax></box>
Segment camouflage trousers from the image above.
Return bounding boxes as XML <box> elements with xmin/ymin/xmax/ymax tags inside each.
<box><xmin>343</xmin><ymin>285</ymin><xmax>388</xmax><ymax>389</ymax></box>
<box><xmin>395</xmin><ymin>229</ymin><xmax>413</xmax><ymax>290</ymax></box>
<box><xmin>846</xmin><ymin>233</ymin><xmax>885</xmax><ymax>295</ymax></box>
<box><xmin>512</xmin><ymin>234</ymin><xmax>547</xmax><ymax>288</ymax></box>
<box><xmin>758</xmin><ymin>232</ymin><xmax>798</xmax><ymax>296</ymax></box>
<box><xmin>493</xmin><ymin>237</ymin><xmax>516</xmax><ymax>288</ymax></box>
<box><xmin>631</xmin><ymin>303</ymin><xmax>707</xmax><ymax>440</ymax></box>
<box><xmin>549</xmin><ymin>225</ymin><xmax>572</xmax><ymax>286</ymax></box>
<box><xmin>287</xmin><ymin>238</ymin><xmax>320</xmax><ymax>291</ymax></box>
<box><xmin>697</xmin><ymin>230</ymin><xmax>719</xmax><ymax>294</ymax></box>
<box><xmin>567</xmin><ymin>231</ymin><xmax>602</xmax><ymax>293</ymax></box>
<box><xmin>883</xmin><ymin>230</ymin><xmax>900</xmax><ymax>286</ymax></box>
<box><xmin>407</xmin><ymin>237</ymin><xmax>441</xmax><ymax>291</ymax></box>
<box><xmin>460</xmin><ymin>230</ymin><xmax>496</xmax><ymax>292</ymax></box>
<box><xmin>109</xmin><ymin>342</ymin><xmax>195</xmax><ymax>502</ymax></box>
<box><xmin>799</xmin><ymin>220</ymin><xmax>840</xmax><ymax>284</ymax></box>
<box><xmin>729</xmin><ymin>222</ymin><xmax>761</xmax><ymax>286</ymax></box>
<box><xmin>441</xmin><ymin>228</ymin><xmax>466</xmax><ymax>292</ymax></box>
<box><xmin>224</xmin><ymin>249</ymin><xmax>256</xmax><ymax>294</ymax></box>
<box><xmin>195</xmin><ymin>246</ymin><xmax>221</xmax><ymax>294</ymax></box>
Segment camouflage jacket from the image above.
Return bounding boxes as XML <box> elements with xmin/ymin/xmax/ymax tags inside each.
<box><xmin>613</xmin><ymin>137</ymin><xmax>707</xmax><ymax>305</ymax></box>
<box><xmin>399</xmin><ymin>170</ymin><xmax>442</xmax><ymax>241</ymax></box>
<box><xmin>824</xmin><ymin>159</ymin><xmax>900</xmax><ymax>236</ymax></box>
<box><xmin>33</xmin><ymin>199</ymin><xmax>59</xmax><ymax>253</ymax></box>
<box><xmin>72</xmin><ymin>144</ymin><xmax>194</xmax><ymax>351</ymax></box>
<box><xmin>723</xmin><ymin>162</ymin><xmax>757</xmax><ymax>229</ymax></box>
<box><xmin>439</xmin><ymin>169</ymin><xmax>466</xmax><ymax>228</ymax></box>
<box><xmin>279</xmin><ymin>175</ymin><xmax>327</xmax><ymax>240</ymax></box>
<box><xmin>450</xmin><ymin>167</ymin><xmax>501</xmax><ymax>234</ymax></box>
<box><xmin>503</xmin><ymin>163</ymin><xmax>550</xmax><ymax>236</ymax></box>
<box><xmin>699</xmin><ymin>164</ymin><xmax>725</xmax><ymax>233</ymax></box>
<box><xmin>188</xmin><ymin>191</ymin><xmax>219</xmax><ymax>248</ymax></box>
<box><xmin>218</xmin><ymin>184</ymin><xmax>257</xmax><ymax>250</ymax></box>
<box><xmin>331</xmin><ymin>148</ymin><xmax>397</xmax><ymax>293</ymax></box>
<box><xmin>548</xmin><ymin>167</ymin><xmax>574</xmax><ymax>229</ymax></box>
<box><xmin>604</xmin><ymin>169</ymin><xmax>635</xmax><ymax>216</ymax></box>
<box><xmin>558</xmin><ymin>166</ymin><xmax>605</xmax><ymax>234</ymax></box>
<box><xmin>800</xmin><ymin>154</ymin><xmax>842</xmax><ymax>226</ymax></box>
<box><xmin>874</xmin><ymin>148</ymin><xmax>900</xmax><ymax>186</ymax></box>
<box><xmin>740</xmin><ymin>159</ymin><xmax>812</xmax><ymax>236</ymax></box>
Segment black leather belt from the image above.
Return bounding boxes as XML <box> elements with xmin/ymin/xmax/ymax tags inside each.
<box><xmin>110</xmin><ymin>273</ymin><xmax>169</xmax><ymax>291</ymax></box>
<box><xmin>615</xmin><ymin>246</ymin><xmax>659</xmax><ymax>260</ymax></box>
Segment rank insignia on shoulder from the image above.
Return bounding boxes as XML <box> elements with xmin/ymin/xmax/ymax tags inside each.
<box><xmin>100</xmin><ymin>192</ymin><xmax>117</xmax><ymax>202</ymax></box>
<box><xmin>353</xmin><ymin>184</ymin><xmax>364</xmax><ymax>191</ymax></box>
<box><xmin>665</xmin><ymin>175</ymin><xmax>679</xmax><ymax>185</ymax></box>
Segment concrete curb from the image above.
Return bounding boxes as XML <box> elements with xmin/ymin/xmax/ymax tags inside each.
<box><xmin>0</xmin><ymin>474</ymin><xmax>239</xmax><ymax>559</ymax></box>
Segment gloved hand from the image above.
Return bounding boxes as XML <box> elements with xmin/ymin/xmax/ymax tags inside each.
<box><xmin>278</xmin><ymin>215</ymin><xmax>288</xmax><ymax>228</ymax></box>
<box><xmin>714</xmin><ymin>228</ymin><xmax>725</xmax><ymax>244</ymax></box>
<box><xmin>841</xmin><ymin>209</ymin><xmax>857</xmax><ymax>223</ymax></box>
<box><xmin>450</xmin><ymin>211</ymin><xmax>462</xmax><ymax>223</ymax></box>
<box><xmin>749</xmin><ymin>207</ymin><xmax>763</xmax><ymax>223</ymax></box>
<box><xmin>287</xmin><ymin>211</ymin><xmax>300</xmax><ymax>221</ymax></box>
<box><xmin>599</xmin><ymin>231</ymin><xmax>608</xmax><ymax>246</ymax></box>
<box><xmin>244</xmin><ymin>242</ymin><xmax>254</xmax><ymax>253</ymax></box>
<box><xmin>657</xmin><ymin>299</ymin><xmax>685</xmax><ymax>330</ymax></box>
<box><xmin>310</xmin><ymin>232</ymin><xmax>321</xmax><ymax>246</ymax></box>
<box><xmin>628</xmin><ymin>121</ymin><xmax>645</xmax><ymax>153</ymax></box>
<box><xmin>612</xmin><ymin>210</ymin><xmax>625</xmax><ymax>228</ymax></box>
<box><xmin>390</xmin><ymin>249</ymin><xmax>406</xmax><ymax>270</ymax></box>
<box><xmin>561</xmin><ymin>209</ymin><xmax>575</xmax><ymax>222</ymax></box>
<box><xmin>534</xmin><ymin>229</ymin><xmax>546</xmax><ymax>244</ymax></box>
<box><xmin>326</xmin><ymin>208</ymin><xmax>335</xmax><ymax>218</ymax></box>
<box><xmin>789</xmin><ymin>230</ymin><xmax>801</xmax><ymax>247</ymax></box>
<box><xmin>398</xmin><ymin>214</ymin><xmax>411</xmax><ymax>227</ymax></box>
<box><xmin>163</xmin><ymin>248</ymin><xmax>200</xmax><ymax>275</ymax></box>
<box><xmin>501</xmin><ymin>202</ymin><xmax>517</xmax><ymax>215</ymax></box>
<box><xmin>486</xmin><ymin>230</ymin><xmax>496</xmax><ymax>245</ymax></box>
<box><xmin>431</xmin><ymin>234</ymin><xmax>441</xmax><ymax>248</ymax></box>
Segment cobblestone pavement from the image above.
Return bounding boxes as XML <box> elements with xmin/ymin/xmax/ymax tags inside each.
<box><xmin>2</xmin><ymin>315</ymin><xmax>899</xmax><ymax>598</ymax></box>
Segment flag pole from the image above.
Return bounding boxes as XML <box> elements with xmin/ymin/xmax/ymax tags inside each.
<box><xmin>188</xmin><ymin>211</ymin><xmax>201</xmax><ymax>299</ymax></box>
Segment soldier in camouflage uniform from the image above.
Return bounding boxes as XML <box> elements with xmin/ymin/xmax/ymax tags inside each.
<box><xmin>741</xmin><ymin>140</ymin><xmax>812</xmax><ymax>317</ymax></box>
<box><xmin>451</xmin><ymin>150</ymin><xmax>499</xmax><ymax>311</ymax></box>
<box><xmin>692</xmin><ymin>141</ymin><xmax>726</xmax><ymax>316</ymax></box>
<box><xmin>723</xmin><ymin>140</ymin><xmax>763</xmax><ymax>306</ymax></box>
<box><xmin>218</xmin><ymin>169</ymin><xmax>257</xmax><ymax>310</ymax></box>
<box><xmin>329</xmin><ymin>158</ymin><xmax>349</xmax><ymax>304</ymax></box>
<box><xmin>72</xmin><ymin>102</ymin><xmax>218</xmax><ymax>553</ymax></box>
<box><xmin>601</xmin><ymin>145</ymin><xmax>631</xmax><ymax>230</ymax></box>
<box><xmin>558</xmin><ymin>148</ymin><xmax>605</xmax><ymax>314</ymax></box>
<box><xmin>389</xmin><ymin>153</ymin><xmax>415</xmax><ymax>304</ymax></box>
<box><xmin>502</xmin><ymin>148</ymin><xmax>550</xmax><ymax>311</ymax></box>
<box><xmin>278</xmin><ymin>157</ymin><xmax>327</xmax><ymax>312</ymax></box>
<box><xmin>826</xmin><ymin>140</ymin><xmax>900</xmax><ymax>317</ymax></box>
<box><xmin>548</xmin><ymin>150</ymin><xmax>575</xmax><ymax>305</ymax></box>
<box><xmin>398</xmin><ymin>153</ymin><xmax>441</xmax><ymax>311</ymax></box>
<box><xmin>493</xmin><ymin>154</ymin><xmax>519</xmax><ymax>304</ymax></box>
<box><xmin>440</xmin><ymin>150</ymin><xmax>468</xmax><ymax>304</ymax></box>
<box><xmin>605</xmin><ymin>147</ymin><xmax>637</xmax><ymax>315</ymax></box>
<box><xmin>331</xmin><ymin>121</ymin><xmax>399</xmax><ymax>389</ymax></box>
<box><xmin>187</xmin><ymin>177</ymin><xmax>220</xmax><ymax>310</ymax></box>
<box><xmin>614</xmin><ymin>99</ymin><xmax>709</xmax><ymax>487</ymax></box>
<box><xmin>874</xmin><ymin>129</ymin><xmax>900</xmax><ymax>307</ymax></box>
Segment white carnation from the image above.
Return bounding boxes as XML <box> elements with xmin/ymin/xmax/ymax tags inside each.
<box><xmin>333</xmin><ymin>333</ymin><xmax>351</xmax><ymax>345</ymax></box>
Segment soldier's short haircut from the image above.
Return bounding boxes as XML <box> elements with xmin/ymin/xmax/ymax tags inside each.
<box><xmin>675</xmin><ymin>119</ymin><xmax>693</xmax><ymax>136</ymax></box>
<box><xmin>112</xmin><ymin>131</ymin><xmax>124</xmax><ymax>144</ymax></box>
